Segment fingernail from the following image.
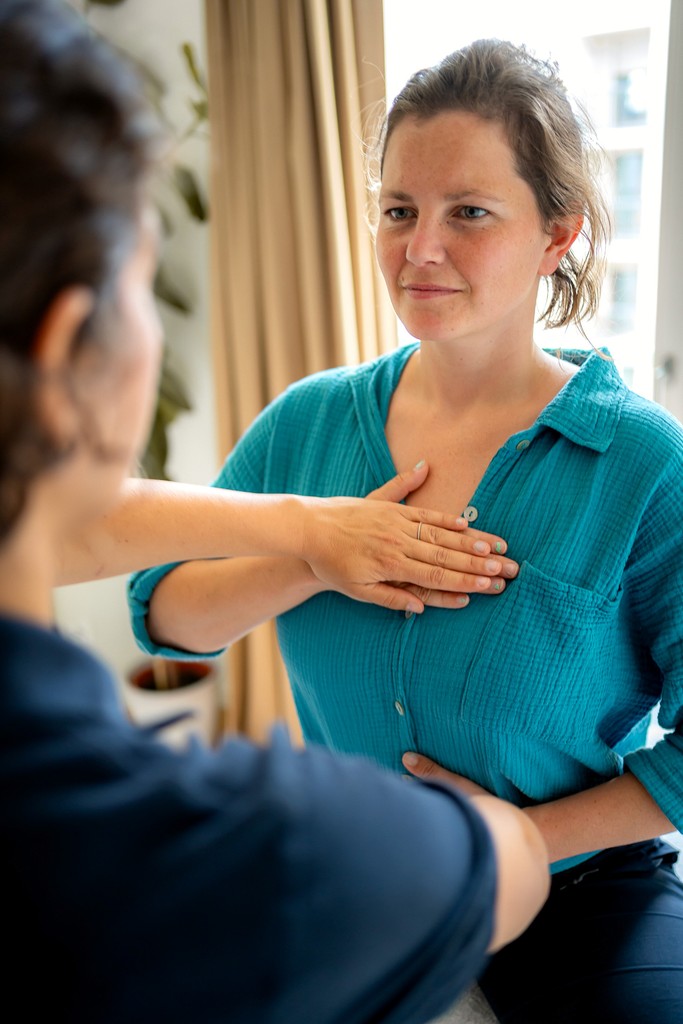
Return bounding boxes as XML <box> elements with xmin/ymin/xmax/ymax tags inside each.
<box><xmin>455</xmin><ymin>516</ymin><xmax>467</xmax><ymax>527</ymax></box>
<box><xmin>494</xmin><ymin>541</ymin><xmax>506</xmax><ymax>554</ymax></box>
<box><xmin>475</xmin><ymin>576</ymin><xmax>491</xmax><ymax>589</ymax></box>
<box><xmin>403</xmin><ymin>752</ymin><xmax>419</xmax><ymax>767</ymax></box>
<box><xmin>485</xmin><ymin>559</ymin><xmax>501</xmax><ymax>572</ymax></box>
<box><xmin>504</xmin><ymin>562</ymin><xmax>518</xmax><ymax>578</ymax></box>
<box><xmin>492</xmin><ymin>581</ymin><xmax>504</xmax><ymax>591</ymax></box>
<box><xmin>413</xmin><ymin>459</ymin><xmax>426</xmax><ymax>470</ymax></box>
<box><xmin>473</xmin><ymin>540</ymin><xmax>488</xmax><ymax>553</ymax></box>
<box><xmin>405</xmin><ymin>601</ymin><xmax>421</xmax><ymax>615</ymax></box>
<box><xmin>455</xmin><ymin>595</ymin><xmax>469</xmax><ymax>606</ymax></box>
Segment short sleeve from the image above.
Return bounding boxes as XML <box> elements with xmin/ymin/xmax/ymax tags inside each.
<box><xmin>6</xmin><ymin>657</ymin><xmax>496</xmax><ymax>1024</ymax></box>
<box><xmin>268</xmin><ymin>732</ymin><xmax>497</xmax><ymax>1023</ymax></box>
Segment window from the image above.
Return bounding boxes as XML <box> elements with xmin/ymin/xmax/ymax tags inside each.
<box><xmin>615</xmin><ymin>68</ymin><xmax>648</xmax><ymax>125</ymax></box>
<box><xmin>613</xmin><ymin>152</ymin><xmax>643</xmax><ymax>236</ymax></box>
<box><xmin>608</xmin><ymin>266</ymin><xmax>638</xmax><ymax>330</ymax></box>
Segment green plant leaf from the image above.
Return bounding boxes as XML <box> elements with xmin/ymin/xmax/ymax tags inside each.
<box><xmin>141</xmin><ymin>414</ymin><xmax>169</xmax><ymax>480</ymax></box>
<box><xmin>172</xmin><ymin>165</ymin><xmax>208</xmax><ymax>222</ymax></box>
<box><xmin>141</xmin><ymin>359</ymin><xmax>192</xmax><ymax>480</ymax></box>
<box><xmin>154</xmin><ymin>265</ymin><xmax>193</xmax><ymax>314</ymax></box>
<box><xmin>159</xmin><ymin>358</ymin><xmax>193</xmax><ymax>414</ymax></box>
<box><xmin>181</xmin><ymin>42</ymin><xmax>207</xmax><ymax>93</ymax></box>
<box><xmin>190</xmin><ymin>99</ymin><xmax>209</xmax><ymax>123</ymax></box>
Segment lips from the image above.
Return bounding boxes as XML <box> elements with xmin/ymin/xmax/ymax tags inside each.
<box><xmin>402</xmin><ymin>283</ymin><xmax>460</xmax><ymax>298</ymax></box>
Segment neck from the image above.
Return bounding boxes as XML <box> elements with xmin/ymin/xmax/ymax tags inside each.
<box><xmin>0</xmin><ymin>503</ymin><xmax>58</xmax><ymax>628</ymax></box>
<box><xmin>414</xmin><ymin>334</ymin><xmax>556</xmax><ymax>414</ymax></box>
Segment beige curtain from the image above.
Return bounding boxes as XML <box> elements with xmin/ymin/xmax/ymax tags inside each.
<box><xmin>204</xmin><ymin>0</ymin><xmax>396</xmax><ymax>741</ymax></box>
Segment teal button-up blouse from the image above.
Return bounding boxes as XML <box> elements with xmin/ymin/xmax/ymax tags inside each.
<box><xmin>129</xmin><ymin>346</ymin><xmax>683</xmax><ymax>872</ymax></box>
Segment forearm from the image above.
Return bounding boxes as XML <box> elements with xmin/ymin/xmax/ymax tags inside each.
<box><xmin>146</xmin><ymin>554</ymin><xmax>326</xmax><ymax>653</ymax></box>
<box><xmin>58</xmin><ymin>479</ymin><xmax>316</xmax><ymax>586</ymax></box>
<box><xmin>524</xmin><ymin>772</ymin><xmax>675</xmax><ymax>865</ymax></box>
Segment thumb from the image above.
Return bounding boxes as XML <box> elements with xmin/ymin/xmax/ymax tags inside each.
<box><xmin>402</xmin><ymin>751</ymin><xmax>444</xmax><ymax>781</ymax></box>
<box><xmin>368</xmin><ymin>459</ymin><xmax>429</xmax><ymax>502</ymax></box>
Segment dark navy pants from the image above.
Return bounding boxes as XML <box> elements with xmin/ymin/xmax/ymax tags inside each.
<box><xmin>480</xmin><ymin>839</ymin><xmax>683</xmax><ymax>1023</ymax></box>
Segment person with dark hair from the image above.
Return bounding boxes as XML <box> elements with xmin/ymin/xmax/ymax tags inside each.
<box><xmin>133</xmin><ymin>38</ymin><xmax>683</xmax><ymax>1022</ymax></box>
<box><xmin>1</xmin><ymin>5</ymin><xmax>550</xmax><ymax>1022</ymax></box>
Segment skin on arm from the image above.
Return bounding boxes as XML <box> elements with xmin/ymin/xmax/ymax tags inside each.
<box><xmin>402</xmin><ymin>753</ymin><xmax>675</xmax><ymax>870</ymax></box>
<box><xmin>144</xmin><ymin>462</ymin><xmax>519</xmax><ymax>654</ymax></box>
<box><xmin>58</xmin><ymin>463</ymin><xmax>517</xmax><ymax>596</ymax></box>
<box><xmin>469</xmin><ymin>794</ymin><xmax>549</xmax><ymax>952</ymax></box>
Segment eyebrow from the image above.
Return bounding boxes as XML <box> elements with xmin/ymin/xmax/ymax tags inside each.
<box><xmin>380</xmin><ymin>188</ymin><xmax>503</xmax><ymax>204</ymax></box>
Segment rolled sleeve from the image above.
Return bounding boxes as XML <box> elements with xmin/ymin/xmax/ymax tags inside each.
<box><xmin>622</xmin><ymin>454</ymin><xmax>683</xmax><ymax>830</ymax></box>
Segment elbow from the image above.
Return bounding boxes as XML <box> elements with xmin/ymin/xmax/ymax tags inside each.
<box><xmin>472</xmin><ymin>796</ymin><xmax>550</xmax><ymax>953</ymax></box>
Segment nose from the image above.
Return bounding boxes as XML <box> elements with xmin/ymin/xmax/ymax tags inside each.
<box><xmin>405</xmin><ymin>217</ymin><xmax>446</xmax><ymax>266</ymax></box>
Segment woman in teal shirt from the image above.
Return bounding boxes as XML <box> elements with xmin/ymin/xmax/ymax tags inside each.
<box><xmin>0</xmin><ymin>7</ymin><xmax>554</xmax><ymax>1021</ymax></box>
<box><xmin>131</xmin><ymin>40</ymin><xmax>683</xmax><ymax>1021</ymax></box>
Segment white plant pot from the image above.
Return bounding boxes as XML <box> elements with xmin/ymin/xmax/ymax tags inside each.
<box><xmin>123</xmin><ymin>661</ymin><xmax>220</xmax><ymax>750</ymax></box>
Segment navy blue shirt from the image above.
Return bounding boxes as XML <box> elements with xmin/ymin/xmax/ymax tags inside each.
<box><xmin>1</xmin><ymin>615</ymin><xmax>495</xmax><ymax>1023</ymax></box>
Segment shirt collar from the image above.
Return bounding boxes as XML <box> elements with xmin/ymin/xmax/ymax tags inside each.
<box><xmin>535</xmin><ymin>349</ymin><xmax>627</xmax><ymax>453</ymax></box>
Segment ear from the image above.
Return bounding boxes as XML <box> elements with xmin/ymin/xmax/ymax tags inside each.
<box><xmin>31</xmin><ymin>287</ymin><xmax>96</xmax><ymax>443</ymax></box>
<box><xmin>31</xmin><ymin>287</ymin><xmax>95</xmax><ymax>373</ymax></box>
<box><xmin>539</xmin><ymin>216</ymin><xmax>583</xmax><ymax>276</ymax></box>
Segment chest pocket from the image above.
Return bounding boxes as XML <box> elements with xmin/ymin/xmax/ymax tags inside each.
<box><xmin>459</xmin><ymin>560</ymin><xmax>623</xmax><ymax>740</ymax></box>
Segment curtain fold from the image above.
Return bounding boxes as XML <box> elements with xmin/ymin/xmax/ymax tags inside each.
<box><xmin>204</xmin><ymin>0</ymin><xmax>394</xmax><ymax>741</ymax></box>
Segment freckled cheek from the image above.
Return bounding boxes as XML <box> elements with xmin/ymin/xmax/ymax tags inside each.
<box><xmin>375</xmin><ymin>236</ymin><xmax>402</xmax><ymax>288</ymax></box>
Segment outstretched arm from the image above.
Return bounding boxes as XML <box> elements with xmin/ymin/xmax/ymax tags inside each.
<box><xmin>141</xmin><ymin>462</ymin><xmax>518</xmax><ymax>653</ymax></box>
<box><xmin>60</xmin><ymin>465</ymin><xmax>516</xmax><ymax>605</ymax></box>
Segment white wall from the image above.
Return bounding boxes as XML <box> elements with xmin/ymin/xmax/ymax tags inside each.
<box><xmin>654</xmin><ymin>0</ymin><xmax>683</xmax><ymax>418</ymax></box>
<box><xmin>55</xmin><ymin>1</ymin><xmax>220</xmax><ymax>690</ymax></box>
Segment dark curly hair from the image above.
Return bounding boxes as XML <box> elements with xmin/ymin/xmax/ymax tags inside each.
<box><xmin>371</xmin><ymin>39</ymin><xmax>611</xmax><ymax>336</ymax></box>
<box><xmin>0</xmin><ymin>0</ymin><xmax>163</xmax><ymax>540</ymax></box>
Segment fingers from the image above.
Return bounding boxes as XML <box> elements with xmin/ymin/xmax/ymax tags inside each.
<box><xmin>398</xmin><ymin>553</ymin><xmax>514</xmax><ymax>594</ymax></box>
<box><xmin>402</xmin><ymin>752</ymin><xmax>446</xmax><ymax>781</ymax></box>
<box><xmin>405</xmin><ymin>520</ymin><xmax>518</xmax><ymax>588</ymax></box>
<box><xmin>368</xmin><ymin>460</ymin><xmax>430</xmax><ymax>503</ymax></box>
<box><xmin>401</xmin><ymin>584</ymin><xmax>470</xmax><ymax>610</ymax></box>
<box><xmin>367</xmin><ymin>465</ymin><xmax>512</xmax><ymax>560</ymax></box>
<box><xmin>402</xmin><ymin>753</ymin><xmax>490</xmax><ymax>797</ymax></box>
<box><xmin>411</xmin><ymin>518</ymin><xmax>511</xmax><ymax>558</ymax></box>
<box><xmin>355</xmin><ymin>581</ymin><xmax>426</xmax><ymax>615</ymax></box>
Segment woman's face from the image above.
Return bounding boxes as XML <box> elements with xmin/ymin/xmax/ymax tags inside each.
<box><xmin>376</xmin><ymin>111</ymin><xmax>561</xmax><ymax>348</ymax></box>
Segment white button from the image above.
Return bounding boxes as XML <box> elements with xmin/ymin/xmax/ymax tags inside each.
<box><xmin>394</xmin><ymin>700</ymin><xmax>405</xmax><ymax>716</ymax></box>
<box><xmin>463</xmin><ymin>505</ymin><xmax>478</xmax><ymax>523</ymax></box>
<box><xmin>516</xmin><ymin>439</ymin><xmax>530</xmax><ymax>451</ymax></box>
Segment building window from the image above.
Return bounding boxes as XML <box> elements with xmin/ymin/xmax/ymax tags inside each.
<box><xmin>608</xmin><ymin>266</ymin><xmax>638</xmax><ymax>332</ymax></box>
<box><xmin>615</xmin><ymin>68</ymin><xmax>648</xmax><ymax>125</ymax></box>
<box><xmin>613</xmin><ymin>152</ymin><xmax>643</xmax><ymax>237</ymax></box>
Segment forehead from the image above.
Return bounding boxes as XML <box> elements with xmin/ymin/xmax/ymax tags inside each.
<box><xmin>381</xmin><ymin>110</ymin><xmax>521</xmax><ymax>192</ymax></box>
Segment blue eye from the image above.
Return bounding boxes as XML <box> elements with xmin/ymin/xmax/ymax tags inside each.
<box><xmin>460</xmin><ymin>206</ymin><xmax>487</xmax><ymax>219</ymax></box>
<box><xmin>387</xmin><ymin>207</ymin><xmax>413</xmax><ymax>221</ymax></box>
